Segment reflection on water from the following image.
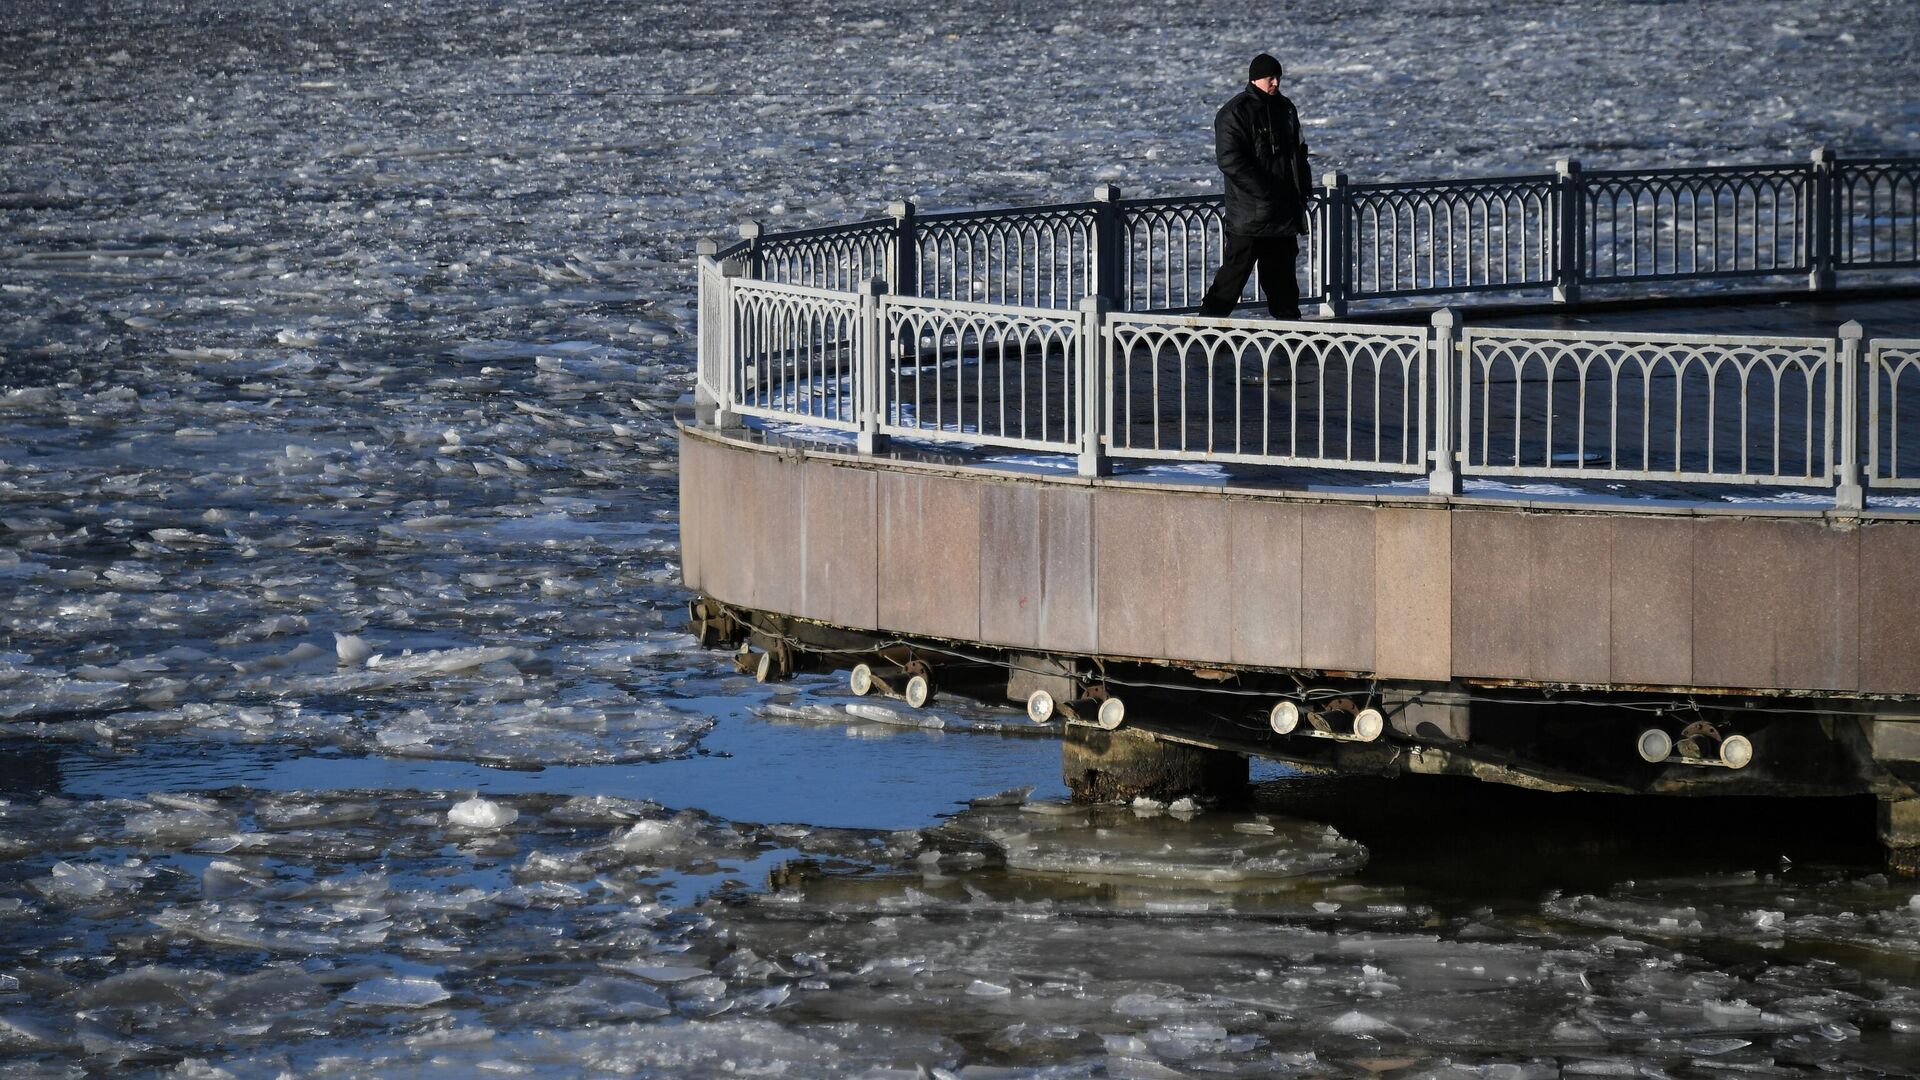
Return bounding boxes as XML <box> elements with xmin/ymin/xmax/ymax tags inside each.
<box><xmin>1253</xmin><ymin>773</ymin><xmax>1884</xmax><ymax>900</ymax></box>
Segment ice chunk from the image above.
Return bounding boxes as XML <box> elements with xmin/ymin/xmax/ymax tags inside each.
<box><xmin>1327</xmin><ymin>1010</ymin><xmax>1406</xmax><ymax>1036</ymax></box>
<box><xmin>448</xmin><ymin>797</ymin><xmax>518</xmax><ymax>830</ymax></box>
<box><xmin>341</xmin><ymin>976</ymin><xmax>451</xmax><ymax>1008</ymax></box>
<box><xmin>35</xmin><ymin>859</ymin><xmax>153</xmax><ymax>900</ymax></box>
<box><xmin>254</xmin><ymin>798</ymin><xmax>377</xmax><ymax>829</ymax></box>
<box><xmin>548</xmin><ymin>795</ymin><xmax>659</xmax><ymax>825</ymax></box>
<box><xmin>845</xmin><ymin>702</ymin><xmax>944</xmax><ymax>729</ymax></box>
<box><xmin>334</xmin><ymin>632</ymin><xmax>373</xmax><ymax>665</ymax></box>
<box><xmin>152</xmin><ymin>902</ymin><xmax>391</xmax><ymax>954</ymax></box>
<box><xmin>756</xmin><ymin>703</ymin><xmax>847</xmax><ymax>725</ymax></box>
<box><xmin>201</xmin><ymin>860</ymin><xmax>267</xmax><ymax>899</ymax></box>
<box><xmin>362</xmin><ymin>697</ymin><xmax>708</xmax><ymax>768</ymax></box>
<box><xmin>1145</xmin><ymin>1021</ymin><xmax>1258</xmax><ymax>1060</ymax></box>
<box><xmin>1114</xmin><ymin>993</ymin><xmax>1173</xmax><ymax>1018</ymax></box>
<box><xmin>615</xmin><ymin>963</ymin><xmax>711</xmax><ymax>984</ymax></box>
<box><xmin>74</xmin><ymin>657</ymin><xmax>168</xmax><ymax>682</ymax></box>
<box><xmin>1103</xmin><ymin>1034</ymin><xmax>1151</xmax><ymax>1055</ymax></box>
<box><xmin>734</xmin><ymin>985</ymin><xmax>791</xmax><ymax>1012</ymax></box>
<box><xmin>511</xmin><ymin>976</ymin><xmax>671</xmax><ymax>1022</ymax></box>
<box><xmin>75</xmin><ymin>966</ymin><xmax>213</xmax><ymax>1008</ymax></box>
<box><xmin>216</xmin><ymin>614</ymin><xmax>309</xmax><ymax>644</ymax></box>
<box><xmin>1019</xmin><ymin>801</ymin><xmax>1085</xmax><ymax>816</ymax></box>
<box><xmin>615</xmin><ymin>818</ymin><xmax>695</xmax><ymax>853</ymax></box>
<box><xmin>124</xmin><ymin>808</ymin><xmax>234</xmax><ymax>844</ymax></box>
<box><xmin>0</xmin><ymin>1013</ymin><xmax>67</xmax><ymax>1050</ymax></box>
<box><xmin>150</xmin><ymin>792</ymin><xmax>222</xmax><ymax>813</ymax></box>
<box><xmin>230</xmin><ymin>642</ymin><xmax>328</xmax><ymax>675</ymax></box>
<box><xmin>1701</xmin><ymin>998</ymin><xmax>1763</xmax><ymax>1026</ymax></box>
<box><xmin>1684</xmin><ymin>1037</ymin><xmax>1755</xmax><ymax>1054</ymax></box>
<box><xmin>404</xmin><ymin>1025</ymin><xmax>498</xmax><ymax>1049</ymax></box>
<box><xmin>365</xmin><ymin>645</ymin><xmax>530</xmax><ymax>675</ymax></box>
<box><xmin>968</xmin><ymin>786</ymin><xmax>1033</xmax><ymax>807</ymax></box>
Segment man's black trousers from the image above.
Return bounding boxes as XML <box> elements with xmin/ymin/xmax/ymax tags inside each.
<box><xmin>1199</xmin><ymin>233</ymin><xmax>1301</xmax><ymax>318</ymax></box>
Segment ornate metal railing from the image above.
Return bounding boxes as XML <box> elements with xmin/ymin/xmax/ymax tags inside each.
<box><xmin>723</xmin><ymin>279</ymin><xmax>863</xmax><ymax>432</ymax></box>
<box><xmin>912</xmin><ymin>202</ymin><xmax>1098</xmax><ymax>310</ymax></box>
<box><xmin>696</xmin><ymin>149</ymin><xmax>1920</xmax><ymax>508</ymax></box>
<box><xmin>714</xmin><ymin>149</ymin><xmax>1916</xmax><ymax>316</ymax></box>
<box><xmin>1103</xmin><ymin>312</ymin><xmax>1426</xmax><ymax>472</ymax></box>
<box><xmin>1339</xmin><ymin>174</ymin><xmax>1558</xmax><ymax>301</ymax></box>
<box><xmin>1114</xmin><ymin>190</ymin><xmax>1329</xmax><ymax>313</ymax></box>
<box><xmin>1580</xmin><ymin>163</ymin><xmax>1813</xmax><ymax>285</ymax></box>
<box><xmin>1838</xmin><ymin>159</ymin><xmax>1920</xmax><ymax>270</ymax></box>
<box><xmin>878</xmin><ymin>295</ymin><xmax>1085</xmax><ymax>452</ymax></box>
<box><xmin>1869</xmin><ymin>338</ymin><xmax>1920</xmax><ymax>488</ymax></box>
<box><xmin>749</xmin><ymin>218</ymin><xmax>895</xmax><ymax>294</ymax></box>
<box><xmin>1458</xmin><ymin>325</ymin><xmax>1841</xmax><ymax>485</ymax></box>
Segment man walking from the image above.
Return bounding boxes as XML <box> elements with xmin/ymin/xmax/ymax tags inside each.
<box><xmin>1200</xmin><ymin>53</ymin><xmax>1313</xmax><ymax>319</ymax></box>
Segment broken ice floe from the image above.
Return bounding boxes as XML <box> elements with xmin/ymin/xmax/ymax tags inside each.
<box><xmin>5</xmin><ymin>778</ymin><xmax>1920</xmax><ymax>1076</ymax></box>
<box><xmin>370</xmin><ymin>694</ymin><xmax>711</xmax><ymax>767</ymax></box>
<box><xmin>941</xmin><ymin>804</ymin><xmax>1369</xmax><ymax>883</ymax></box>
<box><xmin>5</xmin><ymin>0</ymin><xmax>1920</xmax><ymax>1075</ymax></box>
<box><xmin>1546</xmin><ymin>870</ymin><xmax>1920</xmax><ymax>958</ymax></box>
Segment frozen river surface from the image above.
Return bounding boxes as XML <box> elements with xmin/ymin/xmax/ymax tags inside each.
<box><xmin>4</xmin><ymin>0</ymin><xmax>1920</xmax><ymax>1075</ymax></box>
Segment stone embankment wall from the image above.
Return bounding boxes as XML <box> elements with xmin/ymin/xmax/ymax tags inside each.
<box><xmin>681</xmin><ymin>426</ymin><xmax>1920</xmax><ymax>698</ymax></box>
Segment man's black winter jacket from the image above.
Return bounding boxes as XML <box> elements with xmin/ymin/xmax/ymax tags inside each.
<box><xmin>1214</xmin><ymin>84</ymin><xmax>1312</xmax><ymax>238</ymax></box>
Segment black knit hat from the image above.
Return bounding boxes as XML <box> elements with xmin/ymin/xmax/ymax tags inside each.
<box><xmin>1249</xmin><ymin>53</ymin><xmax>1282</xmax><ymax>81</ymax></box>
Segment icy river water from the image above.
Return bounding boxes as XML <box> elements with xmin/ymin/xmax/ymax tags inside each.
<box><xmin>6</xmin><ymin>1</ymin><xmax>1920</xmax><ymax>1076</ymax></box>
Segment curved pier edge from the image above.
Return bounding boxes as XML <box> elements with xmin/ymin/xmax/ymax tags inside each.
<box><xmin>679</xmin><ymin>423</ymin><xmax>1920</xmax><ymax>874</ymax></box>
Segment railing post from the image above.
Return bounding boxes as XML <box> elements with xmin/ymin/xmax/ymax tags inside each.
<box><xmin>857</xmin><ymin>277</ymin><xmax>890</xmax><ymax>455</ymax></box>
<box><xmin>710</xmin><ymin>239</ymin><xmax>744</xmax><ymax>428</ymax></box>
<box><xmin>1077</xmin><ymin>295</ymin><xmax>1110</xmax><ymax>478</ymax></box>
<box><xmin>1810</xmin><ymin>147</ymin><xmax>1838</xmax><ymax>293</ymax></box>
<box><xmin>1429</xmin><ymin>308</ymin><xmax>1462</xmax><ymax>496</ymax></box>
<box><xmin>737</xmin><ymin>220</ymin><xmax>763</xmax><ymax>280</ymax></box>
<box><xmin>1092</xmin><ymin>183</ymin><xmax>1124</xmax><ymax>310</ymax></box>
<box><xmin>888</xmin><ymin>199</ymin><xmax>918</xmax><ymax>298</ymax></box>
<box><xmin>1835</xmin><ymin>319</ymin><xmax>1864</xmax><ymax>512</ymax></box>
<box><xmin>1318</xmin><ymin>171</ymin><xmax>1350</xmax><ymax>319</ymax></box>
<box><xmin>694</xmin><ymin>238</ymin><xmax>721</xmax><ymax>426</ymax></box>
<box><xmin>1554</xmin><ymin>160</ymin><xmax>1582</xmax><ymax>304</ymax></box>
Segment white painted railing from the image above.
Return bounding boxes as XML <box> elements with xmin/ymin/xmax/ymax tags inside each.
<box><xmin>697</xmin><ymin>150</ymin><xmax>1920</xmax><ymax>507</ymax></box>
<box><xmin>1457</xmin><ymin>325</ymin><xmax>1841</xmax><ymax>486</ymax></box>
<box><xmin>1869</xmin><ymin>338</ymin><xmax>1920</xmax><ymax>489</ymax></box>
<box><xmin>723</xmin><ymin>278</ymin><xmax>863</xmax><ymax>433</ymax></box>
<box><xmin>877</xmin><ymin>295</ymin><xmax>1086</xmax><ymax>453</ymax></box>
<box><xmin>1103</xmin><ymin>312</ymin><xmax>1427</xmax><ymax>474</ymax></box>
